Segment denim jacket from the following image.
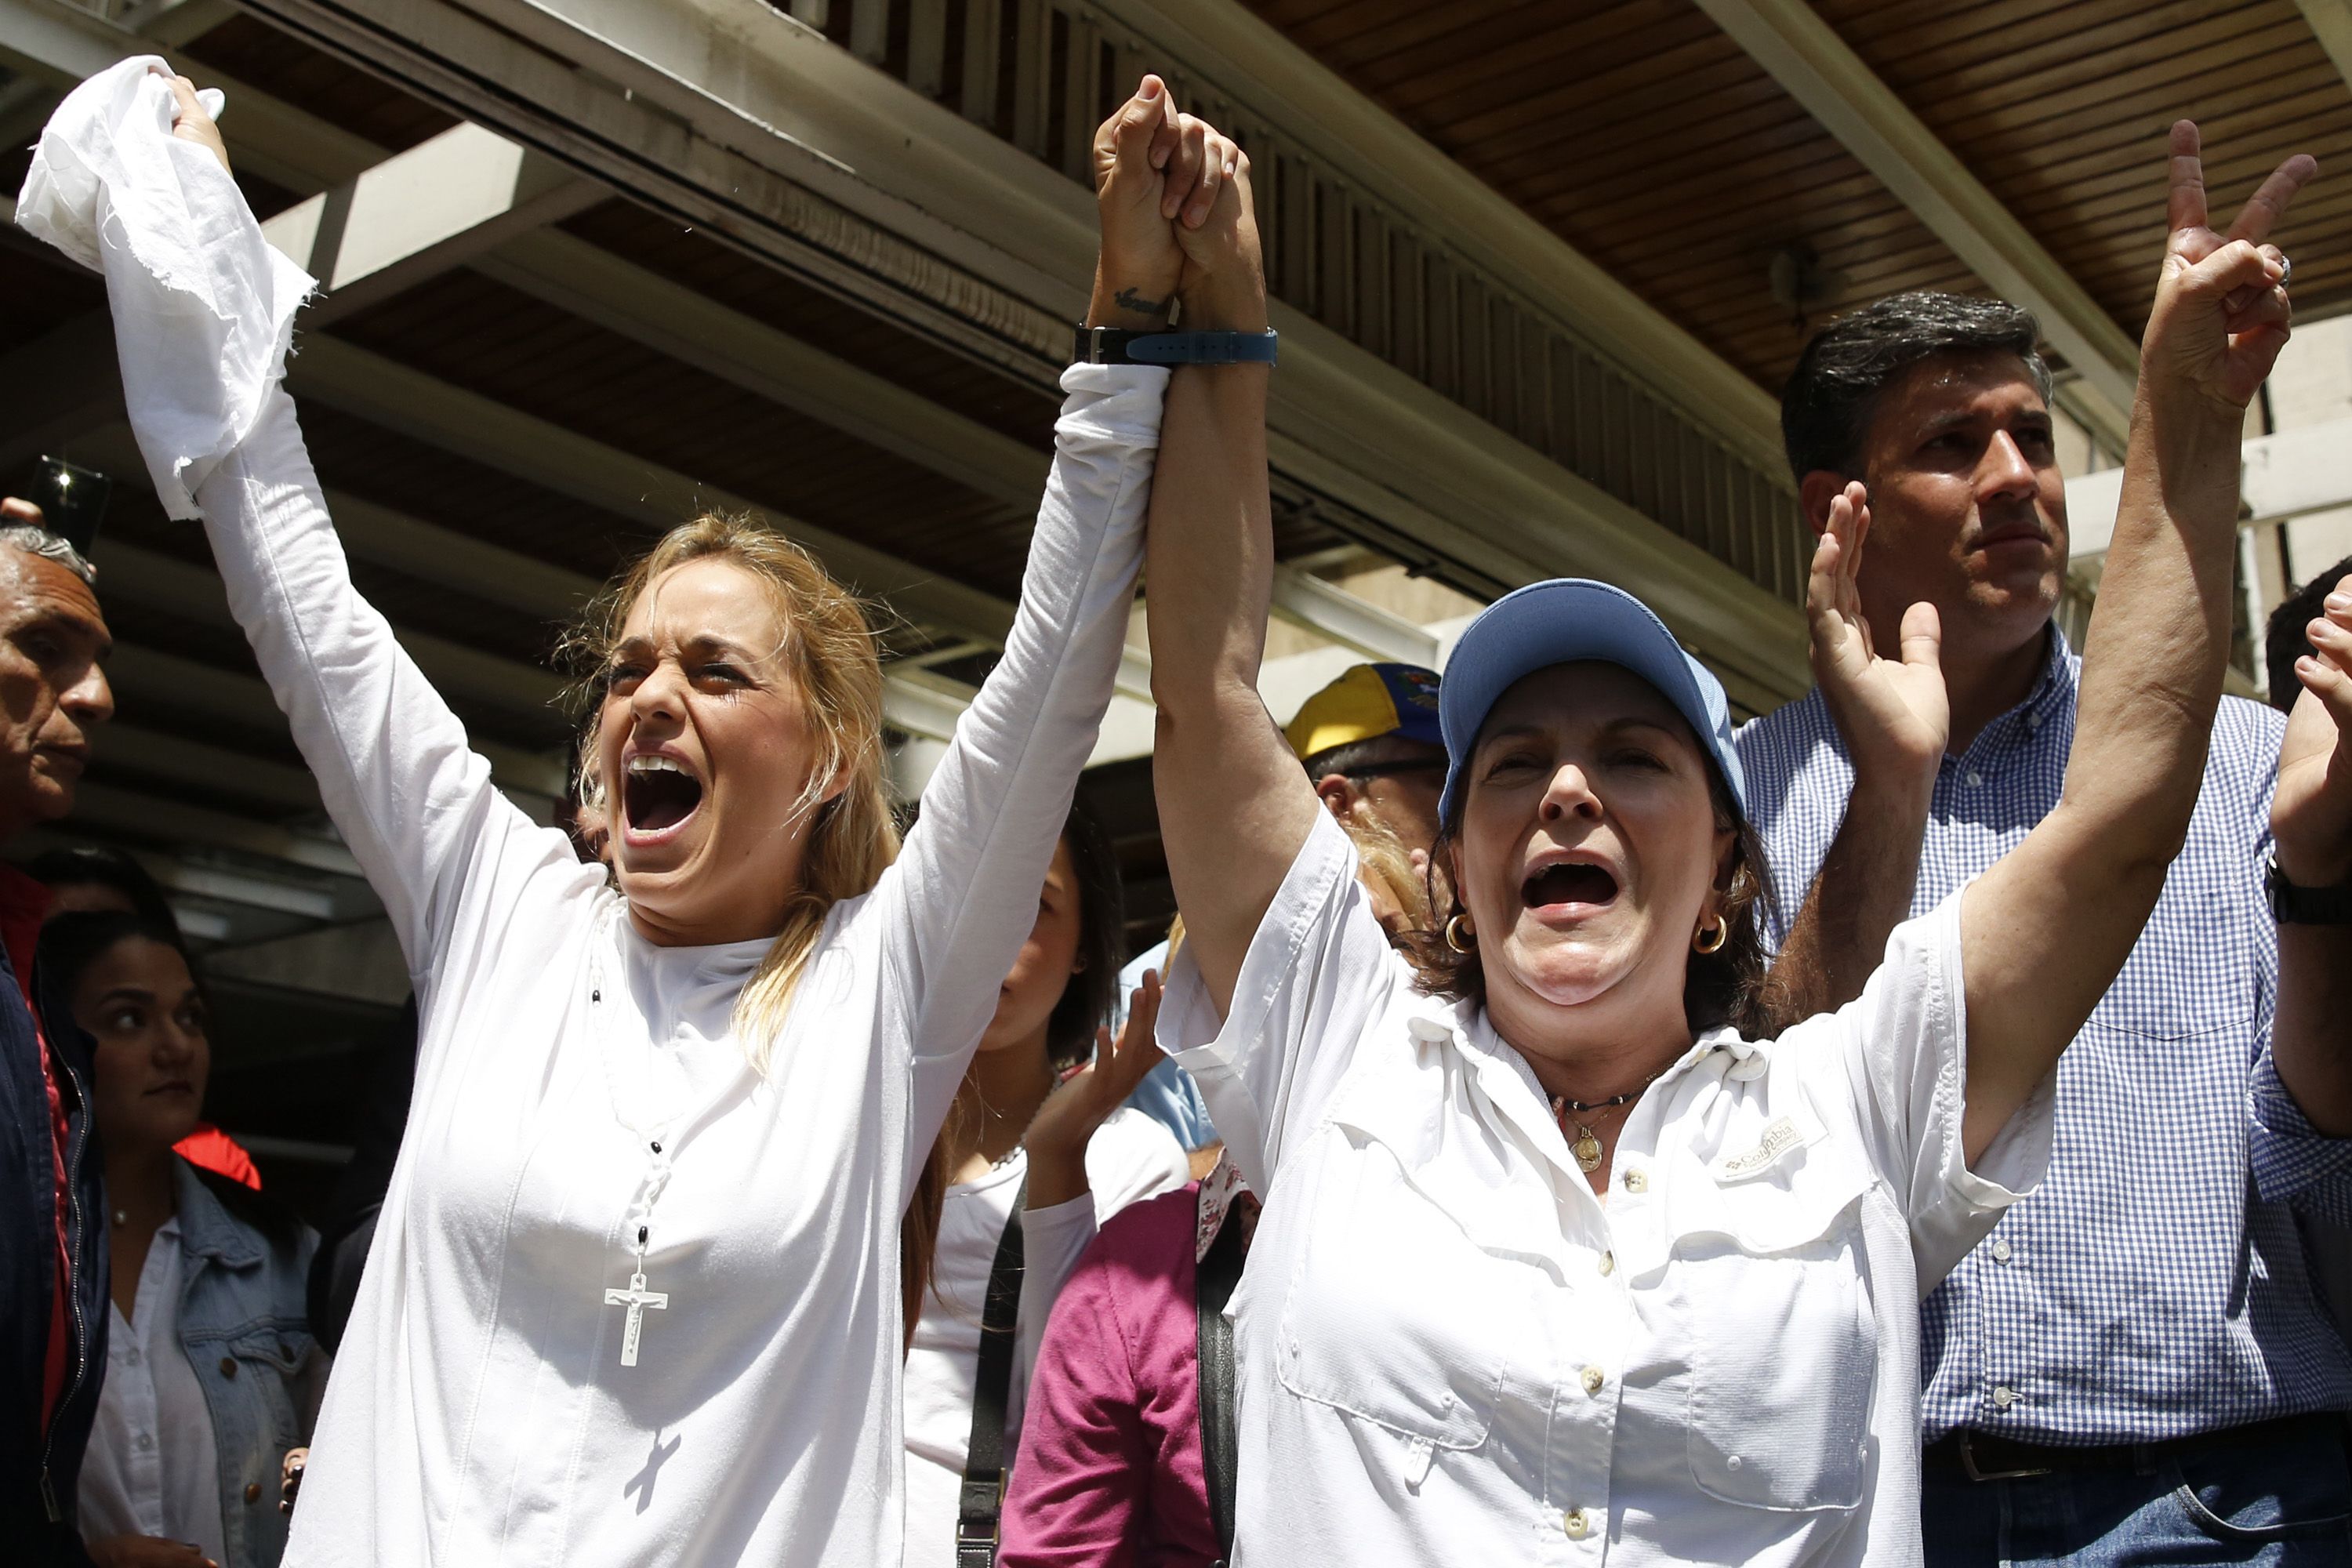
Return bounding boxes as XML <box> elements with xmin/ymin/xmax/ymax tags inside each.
<box><xmin>171</xmin><ymin>1158</ymin><xmax>321</xmax><ymax>1568</ymax></box>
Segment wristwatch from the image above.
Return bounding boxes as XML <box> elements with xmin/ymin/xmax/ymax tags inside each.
<box><xmin>1073</xmin><ymin>325</ymin><xmax>1279</xmax><ymax>367</ymax></box>
<box><xmin>2265</xmin><ymin>855</ymin><xmax>2352</xmax><ymax>924</ymax></box>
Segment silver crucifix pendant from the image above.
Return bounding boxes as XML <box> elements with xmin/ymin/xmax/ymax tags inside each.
<box><xmin>603</xmin><ymin>1269</ymin><xmax>669</xmax><ymax>1368</ymax></box>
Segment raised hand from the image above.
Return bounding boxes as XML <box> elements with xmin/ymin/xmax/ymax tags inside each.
<box><xmin>1087</xmin><ymin>77</ymin><xmax>1234</xmax><ymax>328</ymax></box>
<box><xmin>1020</xmin><ymin>970</ymin><xmax>1167</xmax><ymax>1209</ymax></box>
<box><xmin>1806</xmin><ymin>481</ymin><xmax>1946</xmax><ymax>781</ymax></box>
<box><xmin>1089</xmin><ymin>78</ymin><xmax>1263</xmax><ymax>335</ymax></box>
<box><xmin>1170</xmin><ymin>121</ymin><xmax>1264</xmax><ymax>335</ymax></box>
<box><xmin>161</xmin><ymin>71</ymin><xmax>229</xmax><ymax>176</ymax></box>
<box><xmin>2143</xmin><ymin>122</ymin><xmax>2313</xmax><ymax>416</ymax></box>
<box><xmin>2274</xmin><ymin>572</ymin><xmax>2352</xmax><ymax>887</ymax></box>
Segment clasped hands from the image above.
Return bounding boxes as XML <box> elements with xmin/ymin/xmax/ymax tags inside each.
<box><xmin>1087</xmin><ymin>76</ymin><xmax>1266</xmax><ymax>337</ymax></box>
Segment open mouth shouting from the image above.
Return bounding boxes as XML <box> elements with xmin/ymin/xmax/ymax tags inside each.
<box><xmin>1520</xmin><ymin>851</ymin><xmax>1621</xmax><ymax>920</ymax></box>
<box><xmin>622</xmin><ymin>750</ymin><xmax>706</xmax><ymax>845</ymax></box>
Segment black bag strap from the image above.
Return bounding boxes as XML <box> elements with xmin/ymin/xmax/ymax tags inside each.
<box><xmin>958</xmin><ymin>1185</ymin><xmax>1026</xmax><ymax>1568</ymax></box>
<box><xmin>1195</xmin><ymin>1208</ymin><xmax>1247</xmax><ymax>1565</ymax></box>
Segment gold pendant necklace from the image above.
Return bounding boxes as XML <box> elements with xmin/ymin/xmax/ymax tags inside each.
<box><xmin>1552</xmin><ymin>1066</ymin><xmax>1668</xmax><ymax>1176</ymax></box>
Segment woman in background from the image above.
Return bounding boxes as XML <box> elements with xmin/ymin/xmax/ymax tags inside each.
<box><xmin>901</xmin><ymin>802</ymin><xmax>1187</xmax><ymax>1567</ymax></box>
<box><xmin>47</xmin><ymin>912</ymin><xmax>322</xmax><ymax>1568</ymax></box>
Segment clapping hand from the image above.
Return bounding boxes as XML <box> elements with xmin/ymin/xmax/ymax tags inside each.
<box><xmin>2141</xmin><ymin>122</ymin><xmax>2313</xmax><ymax>418</ymax></box>
<box><xmin>2274</xmin><ymin>574</ymin><xmax>2352</xmax><ymax>887</ymax></box>
<box><xmin>1806</xmin><ymin>481</ymin><xmax>1947</xmax><ymax>786</ymax></box>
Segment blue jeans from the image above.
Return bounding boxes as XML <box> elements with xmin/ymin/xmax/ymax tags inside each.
<box><xmin>1924</xmin><ymin>1418</ymin><xmax>2352</xmax><ymax>1566</ymax></box>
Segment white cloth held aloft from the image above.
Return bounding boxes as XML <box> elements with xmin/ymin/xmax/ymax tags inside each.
<box><xmin>14</xmin><ymin>56</ymin><xmax>310</xmax><ymax>518</ymax></box>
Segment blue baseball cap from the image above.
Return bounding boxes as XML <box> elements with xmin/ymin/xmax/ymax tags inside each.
<box><xmin>1436</xmin><ymin>579</ymin><xmax>1744</xmax><ymax>827</ymax></box>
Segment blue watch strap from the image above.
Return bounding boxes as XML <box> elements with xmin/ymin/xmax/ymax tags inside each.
<box><xmin>1074</xmin><ymin>325</ymin><xmax>1279</xmax><ymax>366</ymax></box>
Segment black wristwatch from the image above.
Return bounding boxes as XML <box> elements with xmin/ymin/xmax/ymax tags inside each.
<box><xmin>1073</xmin><ymin>325</ymin><xmax>1279</xmax><ymax>367</ymax></box>
<box><xmin>2265</xmin><ymin>855</ymin><xmax>2352</xmax><ymax>924</ymax></box>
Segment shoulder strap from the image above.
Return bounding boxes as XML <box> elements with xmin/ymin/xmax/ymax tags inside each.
<box><xmin>958</xmin><ymin>1185</ymin><xmax>1026</xmax><ymax>1568</ymax></box>
<box><xmin>1195</xmin><ymin>1210</ymin><xmax>1247</xmax><ymax>1564</ymax></box>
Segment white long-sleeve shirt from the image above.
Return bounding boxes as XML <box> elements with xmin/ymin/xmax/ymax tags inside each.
<box><xmin>1161</xmin><ymin>811</ymin><xmax>2053</xmax><ymax>1567</ymax></box>
<box><xmin>181</xmin><ymin>364</ymin><xmax>1165</xmax><ymax>1567</ymax></box>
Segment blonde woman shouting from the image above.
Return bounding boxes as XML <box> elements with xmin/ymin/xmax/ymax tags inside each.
<box><xmin>1142</xmin><ymin>115</ymin><xmax>2315</xmax><ymax>1566</ymax></box>
<box><xmin>37</xmin><ymin>64</ymin><xmax>1240</xmax><ymax>1568</ymax></box>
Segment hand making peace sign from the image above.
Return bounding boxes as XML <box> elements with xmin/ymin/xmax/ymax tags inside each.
<box><xmin>2143</xmin><ymin>120</ymin><xmax>2314</xmax><ymax>416</ymax></box>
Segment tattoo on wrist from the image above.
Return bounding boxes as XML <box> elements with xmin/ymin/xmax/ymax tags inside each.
<box><xmin>1114</xmin><ymin>286</ymin><xmax>1171</xmax><ymax>315</ymax></box>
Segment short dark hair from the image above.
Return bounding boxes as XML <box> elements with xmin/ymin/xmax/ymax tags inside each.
<box><xmin>38</xmin><ymin>907</ymin><xmax>198</xmax><ymax>1004</ymax></box>
<box><xmin>1046</xmin><ymin>799</ymin><xmax>1127</xmax><ymax>1069</ymax></box>
<box><xmin>2267</xmin><ymin>554</ymin><xmax>2352</xmax><ymax>713</ymax></box>
<box><xmin>31</xmin><ymin>844</ymin><xmax>178</xmax><ymax>931</ymax></box>
<box><xmin>1781</xmin><ymin>291</ymin><xmax>2055</xmax><ymax>483</ymax></box>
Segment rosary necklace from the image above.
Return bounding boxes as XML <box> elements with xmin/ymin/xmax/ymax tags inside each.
<box><xmin>1551</xmin><ymin>1065</ymin><xmax>1668</xmax><ymax>1174</ymax></box>
<box><xmin>589</xmin><ymin>914</ymin><xmax>681</xmax><ymax>1369</ymax></box>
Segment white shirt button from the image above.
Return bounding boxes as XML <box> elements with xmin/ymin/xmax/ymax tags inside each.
<box><xmin>1726</xmin><ymin>1454</ymin><xmax>1744</xmax><ymax>1471</ymax></box>
<box><xmin>1965</xmin><ymin>770</ymin><xmax>1984</xmax><ymax>787</ymax></box>
<box><xmin>1563</xmin><ymin>1508</ymin><xmax>1591</xmax><ymax>1538</ymax></box>
<box><xmin>1993</xmin><ymin>1385</ymin><xmax>2019</xmax><ymax>1408</ymax></box>
<box><xmin>1991</xmin><ymin>1238</ymin><xmax>2013</xmax><ymax>1264</ymax></box>
<box><xmin>1598</xmin><ymin>1250</ymin><xmax>1616</xmax><ymax>1277</ymax></box>
<box><xmin>1581</xmin><ymin>1365</ymin><xmax>1605</xmax><ymax>1396</ymax></box>
<box><xmin>1621</xmin><ymin>1168</ymin><xmax>1647</xmax><ymax>1194</ymax></box>
<box><xmin>126</xmin><ymin>1348</ymin><xmax>140</xmax><ymax>1367</ymax></box>
<box><xmin>135</xmin><ymin>1432</ymin><xmax>154</xmax><ymax>1452</ymax></box>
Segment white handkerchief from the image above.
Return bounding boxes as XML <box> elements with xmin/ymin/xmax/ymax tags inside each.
<box><xmin>14</xmin><ymin>56</ymin><xmax>313</xmax><ymax>519</ymax></box>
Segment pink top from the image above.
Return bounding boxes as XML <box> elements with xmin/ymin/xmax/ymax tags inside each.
<box><xmin>999</xmin><ymin>1181</ymin><xmax>1218</xmax><ymax>1568</ymax></box>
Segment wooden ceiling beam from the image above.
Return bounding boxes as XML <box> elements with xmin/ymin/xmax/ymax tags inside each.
<box><xmin>0</xmin><ymin>0</ymin><xmax>383</xmax><ymax>194</ymax></box>
<box><xmin>101</xmin><ymin>641</ymin><xmax>568</xmax><ymax>801</ymax></box>
<box><xmin>1688</xmin><ymin>0</ymin><xmax>2137</xmax><ymax>456</ymax></box>
<box><xmin>227</xmin><ymin>0</ymin><xmax>1811</xmax><ymax>702</ymax></box>
<box><xmin>0</xmin><ymin>1</ymin><xmax>1142</xmax><ymax>697</ymax></box>
<box><xmin>66</xmin><ymin>779</ymin><xmax>364</xmax><ymax>878</ymax></box>
<box><xmin>2294</xmin><ymin>2</ymin><xmax>2352</xmax><ymax>106</ymax></box>
<box><xmin>268</xmin><ymin>125</ymin><xmax>1446</xmax><ymax>681</ymax></box>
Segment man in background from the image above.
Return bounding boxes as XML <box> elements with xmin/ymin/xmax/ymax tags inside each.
<box><xmin>1740</xmin><ymin>290</ymin><xmax>2350</xmax><ymax>1564</ymax></box>
<box><xmin>0</xmin><ymin>496</ymin><xmax>116</xmax><ymax>1564</ymax></box>
<box><xmin>1123</xmin><ymin>662</ymin><xmax>1444</xmax><ymax>1156</ymax></box>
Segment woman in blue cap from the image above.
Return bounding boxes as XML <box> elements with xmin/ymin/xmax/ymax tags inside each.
<box><xmin>1138</xmin><ymin>125</ymin><xmax>2318</xmax><ymax>1565</ymax></box>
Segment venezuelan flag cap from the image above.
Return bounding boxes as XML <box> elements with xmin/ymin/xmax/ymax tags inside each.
<box><xmin>1283</xmin><ymin>662</ymin><xmax>1445</xmax><ymax>761</ymax></box>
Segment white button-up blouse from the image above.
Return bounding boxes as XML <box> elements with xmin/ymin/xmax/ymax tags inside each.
<box><xmin>1160</xmin><ymin>811</ymin><xmax>2055</xmax><ymax>1566</ymax></box>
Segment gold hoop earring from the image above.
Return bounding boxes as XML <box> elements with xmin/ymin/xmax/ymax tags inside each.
<box><xmin>1444</xmin><ymin>914</ymin><xmax>1477</xmax><ymax>954</ymax></box>
<box><xmin>1693</xmin><ymin>914</ymin><xmax>1729</xmax><ymax>955</ymax></box>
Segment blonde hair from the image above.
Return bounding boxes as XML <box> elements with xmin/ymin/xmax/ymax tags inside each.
<box><xmin>1343</xmin><ymin>812</ymin><xmax>1433</xmax><ymax>937</ymax></box>
<box><xmin>564</xmin><ymin>514</ymin><xmax>899</xmax><ymax>1071</ymax></box>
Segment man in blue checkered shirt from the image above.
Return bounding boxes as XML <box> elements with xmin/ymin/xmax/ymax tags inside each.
<box><xmin>1738</xmin><ymin>249</ymin><xmax>2352</xmax><ymax>1555</ymax></box>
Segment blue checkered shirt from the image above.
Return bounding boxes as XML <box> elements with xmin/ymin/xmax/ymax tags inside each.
<box><xmin>1737</xmin><ymin>627</ymin><xmax>2352</xmax><ymax>1444</ymax></box>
